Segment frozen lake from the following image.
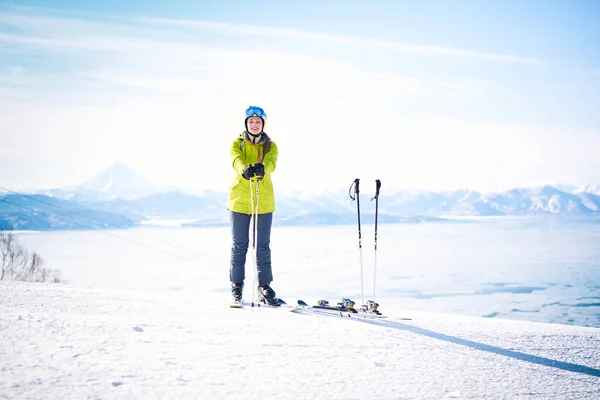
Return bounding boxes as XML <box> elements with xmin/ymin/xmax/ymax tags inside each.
<box><xmin>15</xmin><ymin>216</ymin><xmax>600</xmax><ymax>328</ymax></box>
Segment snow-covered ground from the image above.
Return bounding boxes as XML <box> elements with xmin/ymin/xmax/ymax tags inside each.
<box><xmin>1</xmin><ymin>281</ymin><xmax>599</xmax><ymax>400</ymax></box>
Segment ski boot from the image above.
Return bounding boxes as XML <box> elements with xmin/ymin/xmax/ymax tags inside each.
<box><xmin>231</xmin><ymin>282</ymin><xmax>243</xmax><ymax>302</ymax></box>
<box><xmin>258</xmin><ymin>282</ymin><xmax>280</xmax><ymax>306</ymax></box>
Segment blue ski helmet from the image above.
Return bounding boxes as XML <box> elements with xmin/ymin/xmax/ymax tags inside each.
<box><xmin>245</xmin><ymin>105</ymin><xmax>266</xmax><ymax>133</ymax></box>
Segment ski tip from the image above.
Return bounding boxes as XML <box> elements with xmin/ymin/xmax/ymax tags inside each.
<box><xmin>297</xmin><ymin>299</ymin><xmax>308</xmax><ymax>307</ymax></box>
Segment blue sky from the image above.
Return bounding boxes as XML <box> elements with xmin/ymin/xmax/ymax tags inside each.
<box><xmin>1</xmin><ymin>0</ymin><xmax>599</xmax><ymax>194</ymax></box>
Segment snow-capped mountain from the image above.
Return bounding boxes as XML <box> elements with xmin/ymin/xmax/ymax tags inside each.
<box><xmin>41</xmin><ymin>163</ymin><xmax>169</xmax><ymax>202</ymax></box>
<box><xmin>418</xmin><ymin>189</ymin><xmax>503</xmax><ymax>216</ymax></box>
<box><xmin>481</xmin><ymin>186</ymin><xmax>593</xmax><ymax>215</ymax></box>
<box><xmin>77</xmin><ymin>163</ymin><xmax>168</xmax><ymax>199</ymax></box>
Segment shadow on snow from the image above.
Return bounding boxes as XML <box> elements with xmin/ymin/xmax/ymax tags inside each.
<box><xmin>353</xmin><ymin>316</ymin><xmax>600</xmax><ymax>378</ymax></box>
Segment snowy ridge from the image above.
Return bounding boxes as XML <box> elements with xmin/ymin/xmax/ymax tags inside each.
<box><xmin>2</xmin><ymin>281</ymin><xmax>599</xmax><ymax>399</ymax></box>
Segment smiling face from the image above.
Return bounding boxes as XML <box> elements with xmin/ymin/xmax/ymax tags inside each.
<box><xmin>246</xmin><ymin>116</ymin><xmax>264</xmax><ymax>135</ymax></box>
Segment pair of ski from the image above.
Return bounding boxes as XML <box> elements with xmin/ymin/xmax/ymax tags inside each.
<box><xmin>230</xmin><ymin>297</ymin><xmax>393</xmax><ymax>319</ymax></box>
<box><xmin>292</xmin><ymin>299</ymin><xmax>413</xmax><ymax>322</ymax></box>
<box><xmin>230</xmin><ymin>297</ymin><xmax>371</xmax><ymax>313</ymax></box>
<box><xmin>231</xmin><ymin>296</ymin><xmax>413</xmax><ymax>322</ymax></box>
<box><xmin>292</xmin><ymin>298</ymin><xmax>389</xmax><ymax>320</ymax></box>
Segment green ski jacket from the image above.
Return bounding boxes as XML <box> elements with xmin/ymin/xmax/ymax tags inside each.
<box><xmin>228</xmin><ymin>132</ymin><xmax>278</xmax><ymax>214</ymax></box>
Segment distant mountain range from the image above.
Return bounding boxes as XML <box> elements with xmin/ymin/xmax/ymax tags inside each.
<box><xmin>1</xmin><ymin>164</ymin><xmax>599</xmax><ymax>230</ymax></box>
<box><xmin>38</xmin><ymin>163</ymin><xmax>193</xmax><ymax>202</ymax></box>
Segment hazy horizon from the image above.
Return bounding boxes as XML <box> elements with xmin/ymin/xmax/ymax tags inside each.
<box><xmin>4</xmin><ymin>161</ymin><xmax>600</xmax><ymax>196</ymax></box>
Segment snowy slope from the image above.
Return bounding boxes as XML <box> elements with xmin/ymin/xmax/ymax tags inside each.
<box><xmin>1</xmin><ymin>282</ymin><xmax>599</xmax><ymax>400</ymax></box>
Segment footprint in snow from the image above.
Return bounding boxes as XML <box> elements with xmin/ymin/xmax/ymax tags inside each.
<box><xmin>133</xmin><ymin>326</ymin><xmax>144</xmax><ymax>332</ymax></box>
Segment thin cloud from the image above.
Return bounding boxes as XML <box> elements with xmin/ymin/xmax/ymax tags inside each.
<box><xmin>0</xmin><ymin>33</ymin><xmax>86</xmax><ymax>50</ymax></box>
<box><xmin>0</xmin><ymin>8</ymin><xmax>540</xmax><ymax>64</ymax></box>
<box><xmin>138</xmin><ymin>17</ymin><xmax>541</xmax><ymax>64</ymax></box>
<box><xmin>1</xmin><ymin>19</ymin><xmax>476</xmax><ymax>100</ymax></box>
<box><xmin>0</xmin><ymin>9</ymin><xmax>515</xmax><ymax>100</ymax></box>
<box><xmin>0</xmin><ymin>65</ymin><xmax>25</xmax><ymax>81</ymax></box>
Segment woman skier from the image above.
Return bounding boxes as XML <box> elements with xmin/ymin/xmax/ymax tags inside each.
<box><xmin>228</xmin><ymin>105</ymin><xmax>279</xmax><ymax>305</ymax></box>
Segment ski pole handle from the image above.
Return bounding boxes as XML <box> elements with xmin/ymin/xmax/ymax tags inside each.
<box><xmin>372</xmin><ymin>179</ymin><xmax>381</xmax><ymax>201</ymax></box>
<box><xmin>349</xmin><ymin>178</ymin><xmax>360</xmax><ymax>200</ymax></box>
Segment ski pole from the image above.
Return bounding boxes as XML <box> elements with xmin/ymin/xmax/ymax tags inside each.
<box><xmin>249</xmin><ymin>176</ymin><xmax>261</xmax><ymax>307</ymax></box>
<box><xmin>249</xmin><ymin>177</ymin><xmax>256</xmax><ymax>306</ymax></box>
<box><xmin>349</xmin><ymin>178</ymin><xmax>364</xmax><ymax>306</ymax></box>
<box><xmin>372</xmin><ymin>179</ymin><xmax>381</xmax><ymax>304</ymax></box>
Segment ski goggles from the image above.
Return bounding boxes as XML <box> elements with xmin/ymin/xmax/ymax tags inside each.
<box><xmin>245</xmin><ymin>106</ymin><xmax>266</xmax><ymax>118</ymax></box>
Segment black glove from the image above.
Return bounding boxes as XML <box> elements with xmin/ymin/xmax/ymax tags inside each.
<box><xmin>242</xmin><ymin>164</ymin><xmax>255</xmax><ymax>180</ymax></box>
<box><xmin>254</xmin><ymin>162</ymin><xmax>265</xmax><ymax>177</ymax></box>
